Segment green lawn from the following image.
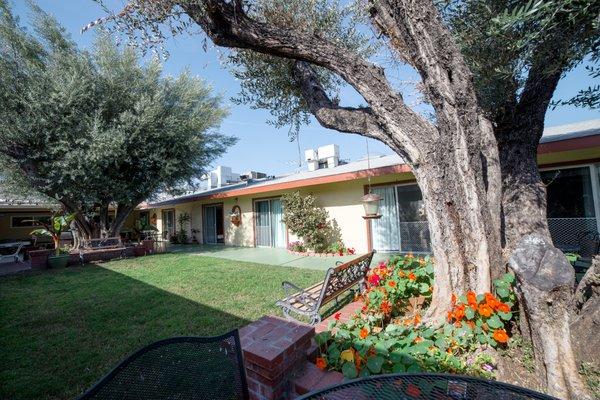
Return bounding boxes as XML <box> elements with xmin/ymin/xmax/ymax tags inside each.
<box><xmin>0</xmin><ymin>254</ymin><xmax>324</xmax><ymax>400</ymax></box>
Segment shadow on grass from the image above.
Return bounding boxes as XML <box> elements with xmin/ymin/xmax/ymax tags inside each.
<box><xmin>0</xmin><ymin>263</ymin><xmax>252</xmax><ymax>400</ymax></box>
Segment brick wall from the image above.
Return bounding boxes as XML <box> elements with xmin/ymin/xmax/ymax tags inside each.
<box><xmin>240</xmin><ymin>315</ymin><xmax>345</xmax><ymax>400</ymax></box>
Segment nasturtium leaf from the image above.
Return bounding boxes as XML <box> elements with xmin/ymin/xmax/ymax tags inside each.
<box><xmin>498</xmin><ymin>311</ymin><xmax>513</xmax><ymax>321</ymax></box>
<box><xmin>496</xmin><ymin>288</ymin><xmax>509</xmax><ymax>298</ymax></box>
<box><xmin>314</xmin><ymin>331</ymin><xmax>331</xmax><ymax>346</ymax></box>
<box><xmin>406</xmin><ymin>363</ymin><xmax>421</xmax><ymax>373</ymax></box>
<box><xmin>393</xmin><ymin>362</ymin><xmax>406</xmax><ymax>373</ymax></box>
<box><xmin>342</xmin><ymin>362</ymin><xmax>358</xmax><ymax>379</ymax></box>
<box><xmin>465</xmin><ymin>307</ymin><xmax>475</xmax><ymax>320</ymax></box>
<box><xmin>419</xmin><ymin>283</ymin><xmax>430</xmax><ymax>293</ymax></box>
<box><xmin>366</xmin><ymin>356</ymin><xmax>384</xmax><ymax>373</ymax></box>
<box><xmin>487</xmin><ymin>315</ymin><xmax>503</xmax><ymax>329</ymax></box>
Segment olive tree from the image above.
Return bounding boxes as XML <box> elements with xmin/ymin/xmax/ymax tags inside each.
<box><xmin>88</xmin><ymin>0</ymin><xmax>598</xmax><ymax>397</ymax></box>
<box><xmin>0</xmin><ymin>1</ymin><xmax>235</xmax><ymax>240</ymax></box>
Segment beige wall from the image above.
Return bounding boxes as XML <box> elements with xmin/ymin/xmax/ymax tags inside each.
<box><xmin>147</xmin><ymin>171</ymin><xmax>414</xmax><ymax>252</ymax></box>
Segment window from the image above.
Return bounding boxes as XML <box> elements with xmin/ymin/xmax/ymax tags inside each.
<box><xmin>11</xmin><ymin>215</ymin><xmax>51</xmax><ymax>228</ymax></box>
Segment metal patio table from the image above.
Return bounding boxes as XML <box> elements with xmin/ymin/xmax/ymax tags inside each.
<box><xmin>296</xmin><ymin>373</ymin><xmax>557</xmax><ymax>400</ymax></box>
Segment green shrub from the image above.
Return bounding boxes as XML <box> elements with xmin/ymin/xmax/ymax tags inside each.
<box><xmin>281</xmin><ymin>191</ymin><xmax>341</xmax><ymax>253</ymax></box>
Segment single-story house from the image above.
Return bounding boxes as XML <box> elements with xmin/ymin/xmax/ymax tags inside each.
<box><xmin>135</xmin><ymin>119</ymin><xmax>600</xmax><ymax>254</ymax></box>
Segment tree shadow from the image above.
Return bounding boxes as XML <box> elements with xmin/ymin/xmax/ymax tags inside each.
<box><xmin>0</xmin><ymin>264</ymin><xmax>252</xmax><ymax>400</ymax></box>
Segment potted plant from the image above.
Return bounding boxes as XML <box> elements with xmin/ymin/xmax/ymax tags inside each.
<box><xmin>29</xmin><ymin>212</ymin><xmax>74</xmax><ymax>269</ymax></box>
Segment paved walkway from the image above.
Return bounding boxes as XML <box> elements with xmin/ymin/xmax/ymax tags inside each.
<box><xmin>167</xmin><ymin>244</ymin><xmax>390</xmax><ymax>270</ymax></box>
<box><xmin>0</xmin><ymin>261</ymin><xmax>31</xmax><ymax>276</ymax></box>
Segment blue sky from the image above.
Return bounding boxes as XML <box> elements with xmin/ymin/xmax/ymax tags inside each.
<box><xmin>11</xmin><ymin>0</ymin><xmax>599</xmax><ymax>176</ymax></box>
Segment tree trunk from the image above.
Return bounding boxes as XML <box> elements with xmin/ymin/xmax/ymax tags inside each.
<box><xmin>108</xmin><ymin>203</ymin><xmax>135</xmax><ymax>238</ymax></box>
<box><xmin>509</xmin><ymin>235</ymin><xmax>591</xmax><ymax>399</ymax></box>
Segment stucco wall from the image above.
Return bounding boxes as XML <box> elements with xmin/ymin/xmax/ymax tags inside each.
<box><xmin>148</xmin><ymin>171</ymin><xmax>414</xmax><ymax>252</ymax></box>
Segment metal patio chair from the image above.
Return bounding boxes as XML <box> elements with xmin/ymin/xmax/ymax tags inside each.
<box><xmin>296</xmin><ymin>373</ymin><xmax>557</xmax><ymax>400</ymax></box>
<box><xmin>77</xmin><ymin>329</ymin><xmax>249</xmax><ymax>400</ymax></box>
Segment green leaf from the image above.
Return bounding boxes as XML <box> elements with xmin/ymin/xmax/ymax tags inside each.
<box><xmin>498</xmin><ymin>311</ymin><xmax>513</xmax><ymax>321</ymax></box>
<box><xmin>496</xmin><ymin>288</ymin><xmax>509</xmax><ymax>298</ymax></box>
<box><xmin>465</xmin><ymin>307</ymin><xmax>475</xmax><ymax>320</ymax></box>
<box><xmin>392</xmin><ymin>362</ymin><xmax>406</xmax><ymax>373</ymax></box>
<box><xmin>342</xmin><ymin>362</ymin><xmax>358</xmax><ymax>379</ymax></box>
<box><xmin>315</xmin><ymin>331</ymin><xmax>330</xmax><ymax>346</ymax></box>
<box><xmin>487</xmin><ymin>315</ymin><xmax>503</xmax><ymax>329</ymax></box>
<box><xmin>366</xmin><ymin>356</ymin><xmax>384</xmax><ymax>373</ymax></box>
<box><xmin>419</xmin><ymin>283</ymin><xmax>430</xmax><ymax>293</ymax></box>
<box><xmin>406</xmin><ymin>363</ymin><xmax>421</xmax><ymax>373</ymax></box>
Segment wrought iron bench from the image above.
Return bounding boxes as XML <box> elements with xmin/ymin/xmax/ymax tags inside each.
<box><xmin>76</xmin><ymin>329</ymin><xmax>249</xmax><ymax>400</ymax></box>
<box><xmin>79</xmin><ymin>237</ymin><xmax>126</xmax><ymax>265</ymax></box>
<box><xmin>276</xmin><ymin>251</ymin><xmax>375</xmax><ymax>325</ymax></box>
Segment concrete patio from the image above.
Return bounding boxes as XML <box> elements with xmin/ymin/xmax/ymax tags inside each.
<box><xmin>167</xmin><ymin>244</ymin><xmax>390</xmax><ymax>270</ymax></box>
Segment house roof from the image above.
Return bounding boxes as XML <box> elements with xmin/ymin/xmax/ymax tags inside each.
<box><xmin>540</xmin><ymin>119</ymin><xmax>600</xmax><ymax>143</ymax></box>
<box><xmin>148</xmin><ymin>119</ymin><xmax>600</xmax><ymax>208</ymax></box>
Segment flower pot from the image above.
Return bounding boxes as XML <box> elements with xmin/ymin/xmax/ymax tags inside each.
<box><xmin>47</xmin><ymin>254</ymin><xmax>70</xmax><ymax>269</ymax></box>
<box><xmin>133</xmin><ymin>245</ymin><xmax>146</xmax><ymax>257</ymax></box>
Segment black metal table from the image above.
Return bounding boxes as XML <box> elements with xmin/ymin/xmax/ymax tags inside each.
<box><xmin>296</xmin><ymin>373</ymin><xmax>557</xmax><ymax>400</ymax></box>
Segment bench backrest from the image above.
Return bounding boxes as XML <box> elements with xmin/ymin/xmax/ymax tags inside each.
<box><xmin>81</xmin><ymin>237</ymin><xmax>122</xmax><ymax>250</ymax></box>
<box><xmin>318</xmin><ymin>251</ymin><xmax>375</xmax><ymax>306</ymax></box>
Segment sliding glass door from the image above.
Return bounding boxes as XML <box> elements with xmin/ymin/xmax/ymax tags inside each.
<box><xmin>203</xmin><ymin>204</ymin><xmax>224</xmax><ymax>244</ymax></box>
<box><xmin>255</xmin><ymin>199</ymin><xmax>286</xmax><ymax>248</ymax></box>
<box><xmin>162</xmin><ymin>210</ymin><xmax>175</xmax><ymax>240</ymax></box>
<box><xmin>371</xmin><ymin>184</ymin><xmax>431</xmax><ymax>253</ymax></box>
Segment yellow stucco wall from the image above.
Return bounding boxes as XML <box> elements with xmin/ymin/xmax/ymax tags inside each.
<box><xmin>148</xmin><ymin>171</ymin><xmax>415</xmax><ymax>252</ymax></box>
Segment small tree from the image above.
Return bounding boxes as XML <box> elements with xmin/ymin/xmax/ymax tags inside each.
<box><xmin>176</xmin><ymin>212</ymin><xmax>191</xmax><ymax>244</ymax></box>
<box><xmin>0</xmin><ymin>1</ymin><xmax>236</xmax><ymax>242</ymax></box>
<box><xmin>29</xmin><ymin>212</ymin><xmax>75</xmax><ymax>256</ymax></box>
<box><xmin>281</xmin><ymin>191</ymin><xmax>341</xmax><ymax>253</ymax></box>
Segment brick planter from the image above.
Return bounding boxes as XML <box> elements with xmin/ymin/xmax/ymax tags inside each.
<box><xmin>141</xmin><ymin>239</ymin><xmax>154</xmax><ymax>254</ymax></box>
<box><xmin>29</xmin><ymin>249</ymin><xmax>50</xmax><ymax>270</ymax></box>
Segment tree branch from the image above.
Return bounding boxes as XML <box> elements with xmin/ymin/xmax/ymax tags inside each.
<box><xmin>177</xmin><ymin>0</ymin><xmax>435</xmax><ymax>160</ymax></box>
<box><xmin>291</xmin><ymin>61</ymin><xmax>388</xmax><ymax>142</ymax></box>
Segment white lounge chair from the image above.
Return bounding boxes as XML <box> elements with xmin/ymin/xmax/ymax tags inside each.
<box><xmin>0</xmin><ymin>243</ymin><xmax>25</xmax><ymax>264</ymax></box>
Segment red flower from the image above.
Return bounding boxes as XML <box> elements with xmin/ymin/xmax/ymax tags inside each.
<box><xmin>408</xmin><ymin>272</ymin><xmax>416</xmax><ymax>281</ymax></box>
<box><xmin>347</xmin><ymin>247</ymin><xmax>355</xmax><ymax>255</ymax></box>
<box><xmin>387</xmin><ymin>280</ymin><xmax>397</xmax><ymax>288</ymax></box>
<box><xmin>334</xmin><ymin>312</ymin><xmax>341</xmax><ymax>321</ymax></box>
<box><xmin>368</xmin><ymin>273</ymin><xmax>381</xmax><ymax>286</ymax></box>
<box><xmin>315</xmin><ymin>356</ymin><xmax>327</xmax><ymax>370</ymax></box>
<box><xmin>338</xmin><ymin>249</ymin><xmax>344</xmax><ymax>256</ymax></box>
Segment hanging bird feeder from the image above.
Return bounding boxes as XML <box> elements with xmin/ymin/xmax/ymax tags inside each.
<box><xmin>362</xmin><ymin>138</ymin><xmax>382</xmax><ymax>219</ymax></box>
<box><xmin>361</xmin><ymin>193</ymin><xmax>382</xmax><ymax>219</ymax></box>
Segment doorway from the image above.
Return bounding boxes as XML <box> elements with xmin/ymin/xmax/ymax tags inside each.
<box><xmin>203</xmin><ymin>204</ymin><xmax>224</xmax><ymax>244</ymax></box>
<box><xmin>162</xmin><ymin>209</ymin><xmax>175</xmax><ymax>240</ymax></box>
<box><xmin>254</xmin><ymin>198</ymin><xmax>286</xmax><ymax>248</ymax></box>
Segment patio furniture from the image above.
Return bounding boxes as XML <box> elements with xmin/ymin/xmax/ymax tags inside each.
<box><xmin>77</xmin><ymin>329</ymin><xmax>249</xmax><ymax>400</ymax></box>
<box><xmin>79</xmin><ymin>237</ymin><xmax>126</xmax><ymax>265</ymax></box>
<box><xmin>0</xmin><ymin>241</ymin><xmax>27</xmax><ymax>263</ymax></box>
<box><xmin>296</xmin><ymin>373</ymin><xmax>557</xmax><ymax>400</ymax></box>
<box><xmin>276</xmin><ymin>251</ymin><xmax>375</xmax><ymax>325</ymax></box>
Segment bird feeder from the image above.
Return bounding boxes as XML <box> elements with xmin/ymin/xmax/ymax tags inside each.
<box><xmin>361</xmin><ymin>193</ymin><xmax>382</xmax><ymax>219</ymax></box>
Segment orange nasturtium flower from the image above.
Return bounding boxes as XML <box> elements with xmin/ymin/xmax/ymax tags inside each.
<box><xmin>478</xmin><ymin>303</ymin><xmax>493</xmax><ymax>318</ymax></box>
<box><xmin>315</xmin><ymin>356</ymin><xmax>327</xmax><ymax>370</ymax></box>
<box><xmin>408</xmin><ymin>272</ymin><xmax>416</xmax><ymax>281</ymax></box>
<box><xmin>388</xmin><ymin>280</ymin><xmax>397</xmax><ymax>288</ymax></box>
<box><xmin>451</xmin><ymin>293</ymin><xmax>457</xmax><ymax>305</ymax></box>
<box><xmin>485</xmin><ymin>292</ymin><xmax>499</xmax><ymax>309</ymax></box>
<box><xmin>453</xmin><ymin>304</ymin><xmax>466</xmax><ymax>320</ymax></box>
<box><xmin>497</xmin><ymin>302</ymin><xmax>511</xmax><ymax>313</ymax></box>
<box><xmin>359</xmin><ymin>327</ymin><xmax>369</xmax><ymax>339</ymax></box>
<box><xmin>467</xmin><ymin>291</ymin><xmax>477</xmax><ymax>308</ymax></box>
<box><xmin>493</xmin><ymin>329</ymin><xmax>509</xmax><ymax>343</ymax></box>
<box><xmin>466</xmin><ymin>320</ymin><xmax>476</xmax><ymax>329</ymax></box>
<box><xmin>380</xmin><ymin>300</ymin><xmax>392</xmax><ymax>315</ymax></box>
<box><xmin>414</xmin><ymin>336</ymin><xmax>424</xmax><ymax>344</ymax></box>
<box><xmin>413</xmin><ymin>313</ymin><xmax>422</xmax><ymax>326</ymax></box>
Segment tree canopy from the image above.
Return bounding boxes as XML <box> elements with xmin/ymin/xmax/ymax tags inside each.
<box><xmin>0</xmin><ymin>0</ymin><xmax>235</xmax><ymax>238</ymax></box>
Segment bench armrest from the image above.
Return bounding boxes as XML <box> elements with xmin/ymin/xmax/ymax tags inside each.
<box><xmin>282</xmin><ymin>281</ymin><xmax>307</xmax><ymax>298</ymax></box>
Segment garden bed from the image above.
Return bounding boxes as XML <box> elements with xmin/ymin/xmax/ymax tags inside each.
<box><xmin>313</xmin><ymin>254</ymin><xmax>517</xmax><ymax>381</ymax></box>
